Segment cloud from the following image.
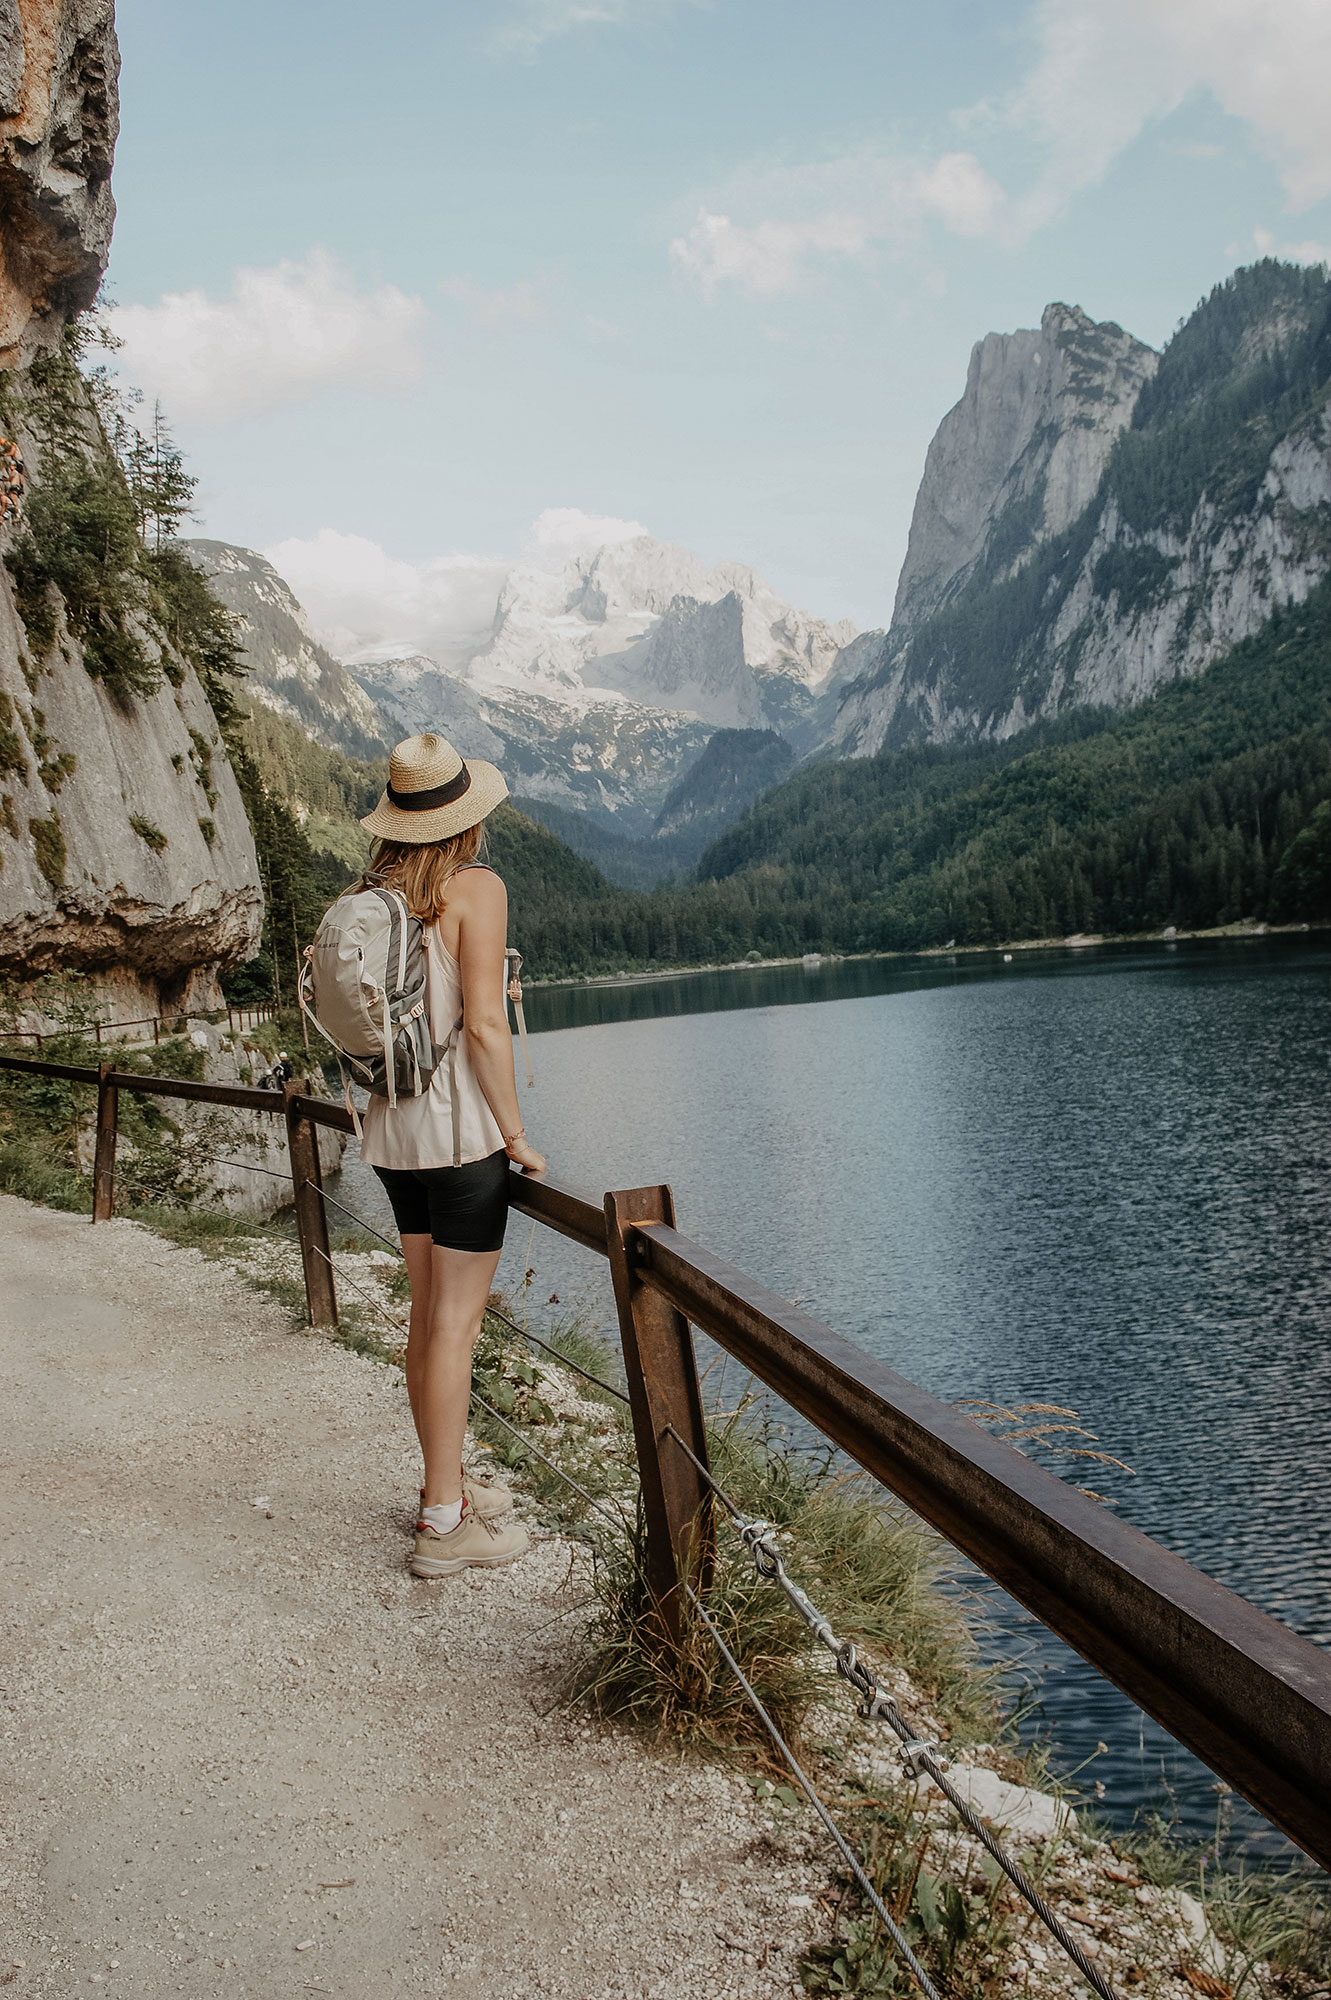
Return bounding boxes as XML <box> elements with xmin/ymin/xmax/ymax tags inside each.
<box><xmin>996</xmin><ymin>0</ymin><xmax>1331</xmax><ymax>226</ymax></box>
<box><xmin>1248</xmin><ymin>226</ymin><xmax>1331</xmax><ymax>266</ymax></box>
<box><xmin>110</xmin><ymin>251</ymin><xmax>428</xmax><ymax>425</ymax></box>
<box><xmin>670</xmin><ymin>209</ymin><xmax>871</xmax><ymax>298</ymax></box>
<box><xmin>669</xmin><ymin>150</ymin><xmax>1006</xmax><ymax>298</ymax></box>
<box><xmin>671</xmin><ymin>0</ymin><xmax>1331</xmax><ymax>299</ymax></box>
<box><xmin>265</xmin><ymin>529</ymin><xmax>508</xmax><ymax>667</ymax></box>
<box><xmin>265</xmin><ymin>509</ymin><xmax>648</xmax><ymax>665</ymax></box>
<box><xmin>525</xmin><ymin>506</ymin><xmax>648</xmax><ymax>556</ymax></box>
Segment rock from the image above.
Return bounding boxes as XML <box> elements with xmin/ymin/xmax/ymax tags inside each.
<box><xmin>0</xmin><ymin>564</ymin><xmax>262</xmax><ymax>1000</ymax></box>
<box><xmin>889</xmin><ymin>302</ymin><xmax>1157</xmax><ymax>640</ymax></box>
<box><xmin>0</xmin><ymin>0</ymin><xmax>119</xmax><ymax>366</ymax></box>
<box><xmin>831</xmin><ymin>266</ymin><xmax>1331</xmax><ymax>757</ymax></box>
<box><xmin>925</xmin><ymin>1764</ymin><xmax>1077</xmax><ymax>1841</ymax></box>
<box><xmin>1158</xmin><ymin>1888</ymin><xmax>1229</xmax><ymax>1978</ymax></box>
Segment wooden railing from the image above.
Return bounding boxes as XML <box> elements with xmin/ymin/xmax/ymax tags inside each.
<box><xmin>3</xmin><ymin>1048</ymin><xmax>1330</xmax><ymax>1871</ymax></box>
<box><xmin>0</xmin><ymin>1001</ymin><xmax>277</xmax><ymax>1049</ymax></box>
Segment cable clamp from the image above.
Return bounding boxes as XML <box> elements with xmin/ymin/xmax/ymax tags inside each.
<box><xmin>899</xmin><ymin>1738</ymin><xmax>944</xmax><ymax>1780</ymax></box>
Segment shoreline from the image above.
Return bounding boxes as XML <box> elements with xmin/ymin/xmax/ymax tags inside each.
<box><xmin>524</xmin><ymin>917</ymin><xmax>1327</xmax><ymax>991</ymax></box>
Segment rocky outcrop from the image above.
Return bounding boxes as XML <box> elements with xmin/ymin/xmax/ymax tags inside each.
<box><xmin>0</xmin><ymin>0</ymin><xmax>118</xmax><ymax>367</ymax></box>
<box><xmin>592</xmin><ymin>592</ymin><xmax>767</xmax><ymax>730</ymax></box>
<box><xmin>890</xmin><ymin>303</ymin><xmax>1157</xmax><ymax>637</ymax></box>
<box><xmin>833</xmin><ymin>263</ymin><xmax>1331</xmax><ymax>756</ymax></box>
<box><xmin>0</xmin><ymin>556</ymin><xmax>262</xmax><ymax>1010</ymax></box>
<box><xmin>185</xmin><ymin>541</ymin><xmax>393</xmax><ymax>762</ymax></box>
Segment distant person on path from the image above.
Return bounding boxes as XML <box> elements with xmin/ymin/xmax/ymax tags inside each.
<box><xmin>356</xmin><ymin>732</ymin><xmax>546</xmax><ymax>1578</ymax></box>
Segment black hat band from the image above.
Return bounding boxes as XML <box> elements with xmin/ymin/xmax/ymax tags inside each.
<box><xmin>385</xmin><ymin>764</ymin><xmax>472</xmax><ymax>811</ymax></box>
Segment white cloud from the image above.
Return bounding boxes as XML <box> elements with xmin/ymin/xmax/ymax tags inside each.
<box><xmin>110</xmin><ymin>251</ymin><xmax>428</xmax><ymax>425</ymax></box>
<box><xmin>1249</xmin><ymin>226</ymin><xmax>1331</xmax><ymax>267</ymax></box>
<box><xmin>670</xmin><ymin>150</ymin><xmax>1005</xmax><ymax>298</ymax></box>
<box><xmin>525</xmin><ymin>506</ymin><xmax>648</xmax><ymax>556</ymax></box>
<box><xmin>997</xmin><ymin>0</ymin><xmax>1331</xmax><ymax>227</ymax></box>
<box><xmin>265</xmin><ymin>510</ymin><xmax>649</xmax><ymax>666</ymax></box>
<box><xmin>670</xmin><ymin>209</ymin><xmax>871</xmax><ymax>298</ymax></box>
<box><xmin>671</xmin><ymin>0</ymin><xmax>1331</xmax><ymax>299</ymax></box>
<box><xmin>265</xmin><ymin>529</ymin><xmax>507</xmax><ymax>667</ymax></box>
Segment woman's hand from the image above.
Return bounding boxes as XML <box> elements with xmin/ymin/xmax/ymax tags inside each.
<box><xmin>505</xmin><ymin>1133</ymin><xmax>546</xmax><ymax>1175</ymax></box>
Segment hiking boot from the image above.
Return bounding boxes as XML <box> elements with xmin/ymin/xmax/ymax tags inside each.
<box><xmin>410</xmin><ymin>1503</ymin><xmax>529</xmax><ymax>1579</ymax></box>
<box><xmin>413</xmin><ymin>1469</ymin><xmax>513</xmax><ymax>1527</ymax></box>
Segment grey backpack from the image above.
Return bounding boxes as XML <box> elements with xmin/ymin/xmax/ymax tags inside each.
<box><xmin>297</xmin><ymin>875</ymin><xmax>448</xmax><ymax>1118</ymax></box>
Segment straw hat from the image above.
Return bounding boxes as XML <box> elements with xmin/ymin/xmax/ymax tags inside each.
<box><xmin>360</xmin><ymin>732</ymin><xmax>508</xmax><ymax>844</ymax></box>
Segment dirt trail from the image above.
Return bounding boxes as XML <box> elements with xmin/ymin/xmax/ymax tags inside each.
<box><xmin>0</xmin><ymin>1194</ymin><xmax>823</xmax><ymax>1998</ymax></box>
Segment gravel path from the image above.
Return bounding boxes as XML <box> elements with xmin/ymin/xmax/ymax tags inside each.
<box><xmin>0</xmin><ymin>1194</ymin><xmax>825</xmax><ymax>1998</ymax></box>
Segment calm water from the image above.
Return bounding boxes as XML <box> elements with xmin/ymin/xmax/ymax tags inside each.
<box><xmin>330</xmin><ymin>938</ymin><xmax>1331</xmax><ymax>1853</ymax></box>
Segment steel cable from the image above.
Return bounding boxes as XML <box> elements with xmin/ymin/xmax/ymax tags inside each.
<box><xmin>680</xmin><ymin>1576</ymin><xmax>944</xmax><ymax>2000</ymax></box>
<box><xmin>662</xmin><ymin>1424</ymin><xmax>1119</xmax><ymax>2000</ymax></box>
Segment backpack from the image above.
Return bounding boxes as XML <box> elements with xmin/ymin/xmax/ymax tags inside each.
<box><xmin>297</xmin><ymin>875</ymin><xmax>446</xmax><ymax>1125</ymax></box>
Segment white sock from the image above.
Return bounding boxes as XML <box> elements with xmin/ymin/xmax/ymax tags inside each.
<box><xmin>421</xmin><ymin>1500</ymin><xmax>463</xmax><ymax>1536</ymax></box>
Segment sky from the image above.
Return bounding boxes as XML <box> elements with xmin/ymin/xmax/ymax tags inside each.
<box><xmin>104</xmin><ymin>0</ymin><xmax>1331</xmax><ymax>652</ymax></box>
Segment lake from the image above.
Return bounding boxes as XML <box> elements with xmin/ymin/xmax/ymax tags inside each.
<box><xmin>329</xmin><ymin>936</ymin><xmax>1331</xmax><ymax>1854</ymax></box>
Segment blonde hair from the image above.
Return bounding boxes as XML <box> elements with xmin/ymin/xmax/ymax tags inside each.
<box><xmin>366</xmin><ymin>824</ymin><xmax>486</xmax><ymax>922</ymax></box>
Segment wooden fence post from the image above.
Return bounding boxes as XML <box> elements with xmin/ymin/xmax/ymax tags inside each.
<box><xmin>284</xmin><ymin>1084</ymin><xmax>337</xmax><ymax>1327</ymax></box>
<box><xmin>604</xmin><ymin>1185</ymin><xmax>713</xmax><ymax>1641</ymax></box>
<box><xmin>92</xmin><ymin>1063</ymin><xmax>118</xmax><ymax>1223</ymax></box>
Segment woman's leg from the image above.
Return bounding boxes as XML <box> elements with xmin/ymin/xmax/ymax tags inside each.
<box><xmin>400</xmin><ymin>1231</ymin><xmax>435</xmax><ymax>1450</ymax></box>
<box><xmin>417</xmin><ymin>1243</ymin><xmax>503</xmax><ymax>1508</ymax></box>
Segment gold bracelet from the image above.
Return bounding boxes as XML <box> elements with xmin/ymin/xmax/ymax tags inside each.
<box><xmin>504</xmin><ymin>1128</ymin><xmax>526</xmax><ymax>1148</ymax></box>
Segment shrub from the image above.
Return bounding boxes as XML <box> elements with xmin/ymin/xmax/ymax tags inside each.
<box><xmin>30</xmin><ymin>813</ymin><xmax>65</xmax><ymax>887</ymax></box>
<box><xmin>129</xmin><ymin>813</ymin><xmax>168</xmax><ymax>854</ymax></box>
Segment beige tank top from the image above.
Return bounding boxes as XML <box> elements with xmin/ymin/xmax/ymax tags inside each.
<box><xmin>357</xmin><ymin>919</ymin><xmax>506</xmax><ymax>1172</ymax></box>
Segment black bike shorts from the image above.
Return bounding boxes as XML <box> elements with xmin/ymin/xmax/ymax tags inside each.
<box><xmin>373</xmin><ymin>1150</ymin><xmax>510</xmax><ymax>1253</ymax></box>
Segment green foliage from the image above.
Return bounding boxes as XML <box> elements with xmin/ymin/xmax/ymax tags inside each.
<box><xmin>1109</xmin><ymin>260</ymin><xmax>1331</xmax><ymax>535</ymax></box>
<box><xmin>1269</xmin><ymin>797</ymin><xmax>1331</xmax><ymax>920</ymax></box>
<box><xmin>701</xmin><ymin>582</ymin><xmax>1331</xmax><ymax>950</ymax></box>
<box><xmin>145</xmin><ymin>540</ymin><xmax>245</xmax><ymax>721</ymax></box>
<box><xmin>30</xmin><ymin>812</ymin><xmax>65</xmax><ymax>887</ymax></box>
<box><xmin>4</xmin><ymin>451</ymin><xmax>159</xmax><ymax>704</ymax></box>
<box><xmin>129</xmin><ymin>813</ymin><xmax>168</xmax><ymax>854</ymax></box>
<box><xmin>0</xmin><ymin>690</ymin><xmax>29</xmax><ymax>782</ymax></box>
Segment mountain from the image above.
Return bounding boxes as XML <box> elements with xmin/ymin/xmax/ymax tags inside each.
<box><xmin>192</xmin><ymin>530</ymin><xmax>856</xmax><ymax>840</ymax></box>
<box><xmin>185</xmin><ymin>542</ymin><xmax>394</xmax><ymax>761</ymax></box>
<box><xmin>888</xmin><ymin>303</ymin><xmax>1158</xmax><ymax>641</ymax></box>
<box><xmin>832</xmin><ymin>265</ymin><xmax>1331</xmax><ymax>755</ymax></box>
<box><xmin>515</xmin><ymin>726</ymin><xmax>797</xmax><ymax>887</ymax></box>
<box><xmin>462</xmin><ymin>534</ymin><xmax>855</xmax><ymax>733</ymax></box>
<box><xmin>697</xmin><ymin>574</ymin><xmax>1331</xmax><ymax>950</ymax></box>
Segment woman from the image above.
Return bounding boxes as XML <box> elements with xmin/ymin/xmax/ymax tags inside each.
<box><xmin>356</xmin><ymin>732</ymin><xmax>546</xmax><ymax>1579</ymax></box>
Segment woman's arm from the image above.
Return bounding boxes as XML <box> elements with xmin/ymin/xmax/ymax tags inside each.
<box><xmin>453</xmin><ymin>871</ymin><xmax>546</xmax><ymax>1174</ymax></box>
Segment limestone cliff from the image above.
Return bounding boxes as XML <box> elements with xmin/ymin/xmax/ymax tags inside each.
<box><xmin>0</xmin><ymin>0</ymin><xmax>117</xmax><ymax>367</ymax></box>
<box><xmin>0</xmin><ymin>4</ymin><xmax>264</xmax><ymax>1020</ymax></box>
<box><xmin>834</xmin><ymin>263</ymin><xmax>1331</xmax><ymax>755</ymax></box>
<box><xmin>0</xmin><ymin>539</ymin><xmax>262</xmax><ymax>1015</ymax></box>
<box><xmin>889</xmin><ymin>303</ymin><xmax>1158</xmax><ymax>637</ymax></box>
